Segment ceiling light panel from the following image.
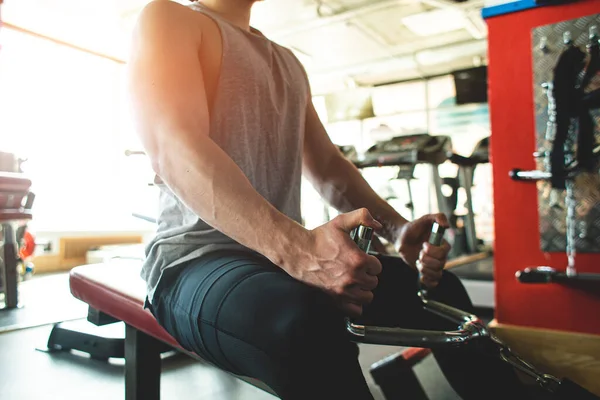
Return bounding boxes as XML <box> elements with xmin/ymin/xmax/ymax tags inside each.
<box><xmin>356</xmin><ymin>2</ymin><xmax>434</xmax><ymax>46</ymax></box>
<box><xmin>401</xmin><ymin>9</ymin><xmax>468</xmax><ymax>36</ymax></box>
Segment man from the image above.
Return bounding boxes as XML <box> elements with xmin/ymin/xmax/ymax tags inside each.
<box><xmin>128</xmin><ymin>1</ymin><xmax>526</xmax><ymax>399</ymax></box>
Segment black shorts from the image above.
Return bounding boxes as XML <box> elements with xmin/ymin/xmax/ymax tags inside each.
<box><xmin>149</xmin><ymin>250</ymin><xmax>525</xmax><ymax>400</ymax></box>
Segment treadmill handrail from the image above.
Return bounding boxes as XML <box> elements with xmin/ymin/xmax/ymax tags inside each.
<box><xmin>449</xmin><ymin>153</ymin><xmax>489</xmax><ymax>167</ymax></box>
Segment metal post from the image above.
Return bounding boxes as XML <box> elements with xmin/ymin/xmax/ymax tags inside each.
<box><xmin>2</xmin><ymin>223</ymin><xmax>19</xmax><ymax>309</ymax></box>
<box><xmin>406</xmin><ymin>179</ymin><xmax>416</xmax><ymax>220</ymax></box>
<box><xmin>458</xmin><ymin>166</ymin><xmax>479</xmax><ymax>254</ymax></box>
<box><xmin>125</xmin><ymin>324</ymin><xmax>162</xmax><ymax>400</ymax></box>
<box><xmin>431</xmin><ymin>166</ymin><xmax>451</xmax><ymax>217</ymax></box>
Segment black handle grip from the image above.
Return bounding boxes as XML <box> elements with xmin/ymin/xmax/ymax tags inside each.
<box><xmin>515</xmin><ymin>267</ymin><xmax>556</xmax><ymax>283</ymax></box>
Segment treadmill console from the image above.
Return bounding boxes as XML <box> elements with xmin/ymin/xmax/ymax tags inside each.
<box><xmin>356</xmin><ymin>134</ymin><xmax>452</xmax><ymax>168</ymax></box>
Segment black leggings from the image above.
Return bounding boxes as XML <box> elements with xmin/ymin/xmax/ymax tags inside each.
<box><xmin>149</xmin><ymin>251</ymin><xmax>526</xmax><ymax>400</ymax></box>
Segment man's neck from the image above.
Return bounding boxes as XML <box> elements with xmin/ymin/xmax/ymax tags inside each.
<box><xmin>199</xmin><ymin>0</ymin><xmax>254</xmax><ymax>31</ymax></box>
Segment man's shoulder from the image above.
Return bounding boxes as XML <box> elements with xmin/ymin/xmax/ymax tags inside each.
<box><xmin>136</xmin><ymin>0</ymin><xmax>212</xmax><ymax>34</ymax></box>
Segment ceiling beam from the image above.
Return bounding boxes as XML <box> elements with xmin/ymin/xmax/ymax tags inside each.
<box><xmin>269</xmin><ymin>0</ymin><xmax>414</xmax><ymax>40</ymax></box>
<box><xmin>3</xmin><ymin>22</ymin><xmax>126</xmax><ymax>64</ymax></box>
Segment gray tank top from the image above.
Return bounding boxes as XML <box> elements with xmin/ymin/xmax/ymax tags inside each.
<box><xmin>142</xmin><ymin>3</ymin><xmax>309</xmax><ymax>302</ymax></box>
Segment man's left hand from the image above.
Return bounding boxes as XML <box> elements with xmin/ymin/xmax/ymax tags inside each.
<box><xmin>395</xmin><ymin>213</ymin><xmax>451</xmax><ymax>288</ymax></box>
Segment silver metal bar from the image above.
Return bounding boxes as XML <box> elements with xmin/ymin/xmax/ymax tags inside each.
<box><xmin>422</xmin><ymin>298</ymin><xmax>483</xmax><ymax>327</ymax></box>
<box><xmin>125</xmin><ymin>150</ymin><xmax>146</xmax><ymax>157</ymax></box>
<box><xmin>459</xmin><ymin>166</ymin><xmax>479</xmax><ymax>254</ymax></box>
<box><xmin>347</xmin><ymin>319</ymin><xmax>485</xmax><ymax>348</ymax></box>
<box><xmin>406</xmin><ymin>179</ymin><xmax>415</xmax><ymax>220</ymax></box>
<box><xmin>347</xmin><ymin>223</ymin><xmax>489</xmax><ymax>349</ymax></box>
<box><xmin>431</xmin><ymin>166</ymin><xmax>451</xmax><ymax>217</ymax></box>
<box><xmin>509</xmin><ymin>169</ymin><xmax>552</xmax><ymax>181</ymax></box>
<box><xmin>565</xmin><ymin>180</ymin><xmax>577</xmax><ymax>276</ymax></box>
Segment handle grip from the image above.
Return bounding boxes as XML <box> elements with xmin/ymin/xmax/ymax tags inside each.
<box><xmin>515</xmin><ymin>267</ymin><xmax>556</xmax><ymax>283</ymax></box>
<box><xmin>346</xmin><ymin>223</ymin><xmax>487</xmax><ymax>348</ymax></box>
<box><xmin>428</xmin><ymin>222</ymin><xmax>446</xmax><ymax>246</ymax></box>
<box><xmin>350</xmin><ymin>225</ymin><xmax>373</xmax><ymax>253</ymax></box>
<box><xmin>419</xmin><ymin>222</ymin><xmax>446</xmax><ymax>298</ymax></box>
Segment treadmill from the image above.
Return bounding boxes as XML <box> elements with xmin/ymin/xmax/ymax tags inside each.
<box><xmin>346</xmin><ymin>133</ymin><xmax>454</xmax><ymax>220</ymax></box>
<box><xmin>343</xmin><ymin>134</ymin><xmax>495</xmax><ymax>310</ymax></box>
<box><xmin>444</xmin><ymin>137</ymin><xmax>495</xmax><ymax>310</ymax></box>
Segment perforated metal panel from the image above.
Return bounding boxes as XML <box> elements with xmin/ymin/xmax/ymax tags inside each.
<box><xmin>531</xmin><ymin>14</ymin><xmax>600</xmax><ymax>252</ymax></box>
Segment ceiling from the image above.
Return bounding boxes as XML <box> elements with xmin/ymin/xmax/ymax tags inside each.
<box><xmin>2</xmin><ymin>0</ymin><xmax>488</xmax><ymax>95</ymax></box>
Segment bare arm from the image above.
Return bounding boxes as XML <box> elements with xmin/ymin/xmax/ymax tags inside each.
<box><xmin>129</xmin><ymin>1</ymin><xmax>385</xmax><ymax>316</ymax></box>
<box><xmin>128</xmin><ymin>1</ymin><xmax>306</xmax><ymax>267</ymax></box>
<box><xmin>302</xmin><ymin>100</ymin><xmax>409</xmax><ymax>245</ymax></box>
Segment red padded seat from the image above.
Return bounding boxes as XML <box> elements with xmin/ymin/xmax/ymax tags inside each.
<box><xmin>69</xmin><ymin>261</ymin><xmax>181</xmax><ymax>350</ymax></box>
<box><xmin>69</xmin><ymin>260</ymin><xmax>431</xmax><ymax>399</ymax></box>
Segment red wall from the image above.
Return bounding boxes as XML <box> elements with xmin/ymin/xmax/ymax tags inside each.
<box><xmin>488</xmin><ymin>0</ymin><xmax>600</xmax><ymax>335</ymax></box>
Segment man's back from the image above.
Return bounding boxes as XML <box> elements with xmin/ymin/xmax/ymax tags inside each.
<box><xmin>134</xmin><ymin>1</ymin><xmax>310</xmax><ymax>302</ymax></box>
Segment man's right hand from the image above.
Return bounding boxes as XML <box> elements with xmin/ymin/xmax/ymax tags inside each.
<box><xmin>289</xmin><ymin>208</ymin><xmax>383</xmax><ymax>317</ymax></box>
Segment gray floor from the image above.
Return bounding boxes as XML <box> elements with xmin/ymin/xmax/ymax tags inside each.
<box><xmin>0</xmin><ymin>273</ymin><xmax>88</xmax><ymax>333</ymax></box>
<box><xmin>0</xmin><ymin>324</ymin><xmax>460</xmax><ymax>400</ymax></box>
<box><xmin>0</xmin><ymin>272</ymin><xmax>461</xmax><ymax>400</ymax></box>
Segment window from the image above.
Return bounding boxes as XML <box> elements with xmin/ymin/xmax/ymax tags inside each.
<box><xmin>316</xmin><ymin>76</ymin><xmax>494</xmax><ymax>243</ymax></box>
<box><xmin>0</xmin><ymin>28</ymin><xmax>153</xmax><ymax>232</ymax></box>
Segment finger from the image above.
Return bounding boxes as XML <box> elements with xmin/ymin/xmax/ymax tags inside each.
<box><xmin>419</xmin><ymin>213</ymin><xmax>450</xmax><ymax>230</ymax></box>
<box><xmin>421</xmin><ymin>267</ymin><xmax>443</xmax><ymax>282</ymax></box>
<box><xmin>419</xmin><ymin>253</ymin><xmax>445</xmax><ymax>271</ymax></box>
<box><xmin>335</xmin><ymin>208</ymin><xmax>383</xmax><ymax>233</ymax></box>
<box><xmin>364</xmin><ymin>255</ymin><xmax>383</xmax><ymax>276</ymax></box>
<box><xmin>355</xmin><ymin>273</ymin><xmax>378</xmax><ymax>291</ymax></box>
<box><xmin>421</xmin><ymin>275</ymin><xmax>440</xmax><ymax>289</ymax></box>
<box><xmin>431</xmin><ymin>213</ymin><xmax>450</xmax><ymax>229</ymax></box>
<box><xmin>341</xmin><ymin>302</ymin><xmax>363</xmax><ymax>318</ymax></box>
<box><xmin>422</xmin><ymin>241</ymin><xmax>450</xmax><ymax>261</ymax></box>
<box><xmin>343</xmin><ymin>286</ymin><xmax>374</xmax><ymax>305</ymax></box>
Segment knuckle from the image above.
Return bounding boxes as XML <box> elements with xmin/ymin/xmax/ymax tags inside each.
<box><xmin>348</xmin><ymin>251</ymin><xmax>365</xmax><ymax>268</ymax></box>
<box><xmin>341</xmin><ymin>276</ymin><xmax>356</xmax><ymax>289</ymax></box>
<box><xmin>358</xmin><ymin>208</ymin><xmax>370</xmax><ymax>219</ymax></box>
<box><xmin>332</xmin><ymin>284</ymin><xmax>346</xmax><ymax>296</ymax></box>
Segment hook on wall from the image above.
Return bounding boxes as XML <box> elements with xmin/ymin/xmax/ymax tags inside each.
<box><xmin>539</xmin><ymin>36</ymin><xmax>550</xmax><ymax>53</ymax></box>
<box><xmin>589</xmin><ymin>25</ymin><xmax>598</xmax><ymax>41</ymax></box>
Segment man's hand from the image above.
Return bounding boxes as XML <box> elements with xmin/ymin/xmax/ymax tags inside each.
<box><xmin>395</xmin><ymin>213</ymin><xmax>451</xmax><ymax>289</ymax></box>
<box><xmin>290</xmin><ymin>208</ymin><xmax>383</xmax><ymax>317</ymax></box>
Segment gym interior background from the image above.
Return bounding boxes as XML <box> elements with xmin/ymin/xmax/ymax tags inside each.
<box><xmin>0</xmin><ymin>0</ymin><xmax>599</xmax><ymax>399</ymax></box>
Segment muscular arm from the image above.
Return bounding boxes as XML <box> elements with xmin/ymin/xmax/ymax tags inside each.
<box><xmin>128</xmin><ymin>1</ymin><xmax>308</xmax><ymax>267</ymax></box>
<box><xmin>302</xmin><ymin>100</ymin><xmax>409</xmax><ymax>244</ymax></box>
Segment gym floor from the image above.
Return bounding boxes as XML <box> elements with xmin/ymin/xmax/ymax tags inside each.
<box><xmin>0</xmin><ymin>273</ymin><xmax>461</xmax><ymax>400</ymax></box>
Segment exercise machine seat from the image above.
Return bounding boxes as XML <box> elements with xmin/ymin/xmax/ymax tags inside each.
<box><xmin>0</xmin><ymin>171</ymin><xmax>34</xmax><ymax>309</ymax></box>
<box><xmin>0</xmin><ymin>171</ymin><xmax>33</xmax><ymax>221</ymax></box>
<box><xmin>69</xmin><ymin>261</ymin><xmax>180</xmax><ymax>350</ymax></box>
<box><xmin>69</xmin><ymin>260</ymin><xmax>432</xmax><ymax>399</ymax></box>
